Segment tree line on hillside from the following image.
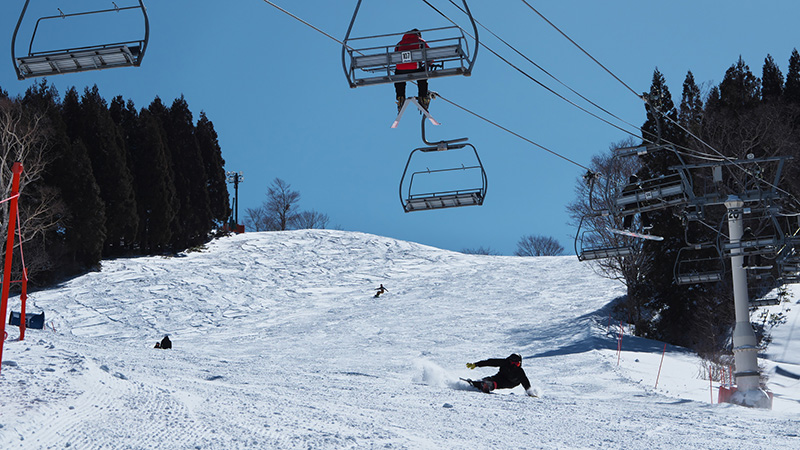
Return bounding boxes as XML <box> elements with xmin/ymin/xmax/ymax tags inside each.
<box><xmin>462</xmin><ymin>235</ymin><xmax>564</xmax><ymax>256</ymax></box>
<box><xmin>569</xmin><ymin>50</ymin><xmax>800</xmax><ymax>357</ymax></box>
<box><xmin>0</xmin><ymin>80</ymin><xmax>230</xmax><ymax>286</ymax></box>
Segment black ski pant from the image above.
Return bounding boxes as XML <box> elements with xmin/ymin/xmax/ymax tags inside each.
<box><xmin>394</xmin><ymin>68</ymin><xmax>428</xmax><ymax>100</ymax></box>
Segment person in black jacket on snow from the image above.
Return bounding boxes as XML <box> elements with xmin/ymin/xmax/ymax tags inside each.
<box><xmin>465</xmin><ymin>353</ymin><xmax>537</xmax><ymax>396</ymax></box>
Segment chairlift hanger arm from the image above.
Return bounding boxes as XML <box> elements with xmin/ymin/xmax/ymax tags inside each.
<box><xmin>420</xmin><ymin>115</ymin><xmax>467</xmax><ymax>148</ymax></box>
<box><xmin>28</xmin><ymin>1</ymin><xmax>149</xmax><ymax>56</ymax></box>
<box><xmin>10</xmin><ymin>0</ymin><xmax>32</xmax><ymax>80</ymax></box>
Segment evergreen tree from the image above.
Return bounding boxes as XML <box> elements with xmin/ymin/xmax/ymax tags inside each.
<box><xmin>25</xmin><ymin>81</ymin><xmax>105</xmax><ymax>275</ymax></box>
<box><xmin>111</xmin><ymin>96</ymin><xmax>178</xmax><ymax>253</ymax></box>
<box><xmin>719</xmin><ymin>56</ymin><xmax>760</xmax><ymax>110</ymax></box>
<box><xmin>78</xmin><ymin>85</ymin><xmax>138</xmax><ymax>254</ymax></box>
<box><xmin>195</xmin><ymin>112</ymin><xmax>230</xmax><ymax>226</ymax></box>
<box><xmin>634</xmin><ymin>70</ymin><xmax>700</xmax><ymax>342</ymax></box>
<box><xmin>784</xmin><ymin>49</ymin><xmax>800</xmax><ymax>104</ymax></box>
<box><xmin>163</xmin><ymin>96</ymin><xmax>211</xmax><ymax>249</ymax></box>
<box><xmin>641</xmin><ymin>69</ymin><xmax>683</xmax><ymax>173</ymax></box>
<box><xmin>761</xmin><ymin>54</ymin><xmax>784</xmax><ymax>103</ymax></box>
<box><xmin>678</xmin><ymin>71</ymin><xmax>704</xmax><ymax>136</ymax></box>
<box><xmin>136</xmin><ymin>109</ymin><xmax>178</xmax><ymax>252</ymax></box>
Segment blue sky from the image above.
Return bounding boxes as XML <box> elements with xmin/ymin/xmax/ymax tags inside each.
<box><xmin>1</xmin><ymin>1</ymin><xmax>798</xmax><ymax>255</ymax></box>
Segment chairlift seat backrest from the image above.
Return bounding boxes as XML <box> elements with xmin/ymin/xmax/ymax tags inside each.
<box><xmin>352</xmin><ymin>44</ymin><xmax>465</xmax><ymax>70</ymax></box>
<box><xmin>348</xmin><ymin>42</ymin><xmax>469</xmax><ymax>87</ymax></box>
<box><xmin>615</xmin><ymin>174</ymin><xmax>687</xmax><ymax>209</ymax></box>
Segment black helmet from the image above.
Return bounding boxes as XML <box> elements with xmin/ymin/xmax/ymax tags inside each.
<box><xmin>508</xmin><ymin>353</ymin><xmax>522</xmax><ymax>363</ymax></box>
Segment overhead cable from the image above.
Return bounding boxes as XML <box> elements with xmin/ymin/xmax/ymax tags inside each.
<box><xmin>261</xmin><ymin>0</ymin><xmax>592</xmax><ymax>172</ymax></box>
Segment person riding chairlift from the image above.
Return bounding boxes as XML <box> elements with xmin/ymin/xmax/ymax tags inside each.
<box><xmin>394</xmin><ymin>29</ymin><xmax>432</xmax><ymax>112</ymax></box>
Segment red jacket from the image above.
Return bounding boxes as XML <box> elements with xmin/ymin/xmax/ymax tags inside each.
<box><xmin>395</xmin><ymin>33</ymin><xmax>430</xmax><ymax>71</ymax></box>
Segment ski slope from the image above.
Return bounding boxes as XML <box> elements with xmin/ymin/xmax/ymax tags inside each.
<box><xmin>1</xmin><ymin>229</ymin><xmax>798</xmax><ymax>449</ymax></box>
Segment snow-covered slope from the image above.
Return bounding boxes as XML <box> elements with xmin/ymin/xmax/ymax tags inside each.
<box><xmin>1</xmin><ymin>230</ymin><xmax>798</xmax><ymax>449</ymax></box>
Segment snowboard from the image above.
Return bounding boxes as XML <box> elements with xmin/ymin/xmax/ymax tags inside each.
<box><xmin>459</xmin><ymin>378</ymin><xmax>539</xmax><ymax>397</ymax></box>
<box><xmin>607</xmin><ymin>227</ymin><xmax>664</xmax><ymax>241</ymax></box>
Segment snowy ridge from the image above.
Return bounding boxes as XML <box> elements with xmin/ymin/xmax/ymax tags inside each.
<box><xmin>0</xmin><ymin>229</ymin><xmax>798</xmax><ymax>449</ymax></box>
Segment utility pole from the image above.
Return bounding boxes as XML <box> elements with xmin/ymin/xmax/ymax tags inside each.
<box><xmin>724</xmin><ymin>195</ymin><xmax>771</xmax><ymax>408</ymax></box>
<box><xmin>226</xmin><ymin>171</ymin><xmax>244</xmax><ymax>231</ymax></box>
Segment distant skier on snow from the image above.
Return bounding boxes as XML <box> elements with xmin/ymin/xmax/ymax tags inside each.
<box><xmin>464</xmin><ymin>353</ymin><xmax>537</xmax><ymax>396</ymax></box>
<box><xmin>374</xmin><ymin>284</ymin><xmax>388</xmax><ymax>298</ymax></box>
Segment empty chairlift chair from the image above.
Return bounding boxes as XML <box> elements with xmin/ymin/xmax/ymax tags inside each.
<box><xmin>573</xmin><ymin>214</ymin><xmax>634</xmax><ymax>261</ymax></box>
<box><xmin>673</xmin><ymin>244</ymin><xmax>725</xmax><ymax>285</ymax></box>
<box><xmin>399</xmin><ymin>118</ymin><xmax>486</xmax><ymax>212</ymax></box>
<box><xmin>342</xmin><ymin>0</ymin><xmax>479</xmax><ymax>88</ymax></box>
<box><xmin>747</xmin><ymin>271</ymin><xmax>781</xmax><ymax>307</ymax></box>
<box><xmin>12</xmin><ymin>0</ymin><xmax>150</xmax><ymax>80</ymax></box>
<box><xmin>399</xmin><ymin>143</ymin><xmax>487</xmax><ymax>213</ymax></box>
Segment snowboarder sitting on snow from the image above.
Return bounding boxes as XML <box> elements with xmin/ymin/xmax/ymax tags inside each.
<box><xmin>465</xmin><ymin>353</ymin><xmax>537</xmax><ymax>396</ymax></box>
<box><xmin>154</xmin><ymin>335</ymin><xmax>172</xmax><ymax>349</ymax></box>
<box><xmin>374</xmin><ymin>284</ymin><xmax>388</xmax><ymax>298</ymax></box>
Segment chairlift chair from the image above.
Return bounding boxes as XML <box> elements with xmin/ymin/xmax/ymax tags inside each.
<box><xmin>399</xmin><ymin>117</ymin><xmax>486</xmax><ymax>213</ymax></box>
<box><xmin>720</xmin><ymin>208</ymin><xmax>785</xmax><ymax>259</ymax></box>
<box><xmin>614</xmin><ymin>172</ymin><xmax>691</xmax><ymax>217</ymax></box>
<box><xmin>12</xmin><ymin>0</ymin><xmax>150</xmax><ymax>80</ymax></box>
<box><xmin>342</xmin><ymin>0</ymin><xmax>479</xmax><ymax>88</ymax></box>
<box><xmin>574</xmin><ymin>214</ymin><xmax>634</xmax><ymax>261</ymax></box>
<box><xmin>674</xmin><ymin>244</ymin><xmax>725</xmax><ymax>285</ymax></box>
<box><xmin>746</xmin><ymin>270</ymin><xmax>781</xmax><ymax>307</ymax></box>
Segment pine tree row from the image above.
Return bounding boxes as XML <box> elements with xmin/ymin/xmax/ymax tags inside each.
<box><xmin>1</xmin><ymin>81</ymin><xmax>230</xmax><ymax>285</ymax></box>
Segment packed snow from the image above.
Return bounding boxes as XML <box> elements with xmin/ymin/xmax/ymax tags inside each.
<box><xmin>0</xmin><ymin>229</ymin><xmax>798</xmax><ymax>449</ymax></box>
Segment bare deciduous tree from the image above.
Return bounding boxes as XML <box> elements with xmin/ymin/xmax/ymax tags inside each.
<box><xmin>294</xmin><ymin>210</ymin><xmax>329</xmax><ymax>230</ymax></box>
<box><xmin>243</xmin><ymin>206</ymin><xmax>270</xmax><ymax>232</ymax></box>
<box><xmin>514</xmin><ymin>235</ymin><xmax>564</xmax><ymax>256</ymax></box>
<box><xmin>265</xmin><ymin>178</ymin><xmax>300</xmax><ymax>231</ymax></box>
<box><xmin>461</xmin><ymin>246</ymin><xmax>501</xmax><ymax>255</ymax></box>
<box><xmin>0</xmin><ymin>96</ymin><xmax>61</xmax><ymax>279</ymax></box>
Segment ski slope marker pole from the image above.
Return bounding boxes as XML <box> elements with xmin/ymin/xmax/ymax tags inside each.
<box><xmin>709</xmin><ymin>366</ymin><xmax>714</xmax><ymax>404</ymax></box>
<box><xmin>654</xmin><ymin>342</ymin><xmax>666</xmax><ymax>388</ymax></box>
<box><xmin>616</xmin><ymin>321</ymin><xmax>623</xmax><ymax>365</ymax></box>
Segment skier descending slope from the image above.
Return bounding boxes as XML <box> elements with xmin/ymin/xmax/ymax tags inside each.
<box><xmin>463</xmin><ymin>353</ymin><xmax>537</xmax><ymax>396</ymax></box>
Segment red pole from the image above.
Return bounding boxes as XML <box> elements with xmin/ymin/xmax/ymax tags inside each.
<box><xmin>0</xmin><ymin>162</ymin><xmax>23</xmax><ymax>373</ymax></box>
<box><xmin>19</xmin><ymin>268</ymin><xmax>27</xmax><ymax>341</ymax></box>
<box><xmin>654</xmin><ymin>342</ymin><xmax>667</xmax><ymax>388</ymax></box>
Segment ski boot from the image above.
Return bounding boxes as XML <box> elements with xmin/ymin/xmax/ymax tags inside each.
<box><xmin>396</xmin><ymin>96</ymin><xmax>405</xmax><ymax>113</ymax></box>
<box><xmin>418</xmin><ymin>92</ymin><xmax>435</xmax><ymax>111</ymax></box>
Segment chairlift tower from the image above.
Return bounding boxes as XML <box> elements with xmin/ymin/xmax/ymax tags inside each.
<box><xmin>226</xmin><ymin>171</ymin><xmax>244</xmax><ymax>230</ymax></box>
<box><xmin>724</xmin><ymin>196</ymin><xmax>771</xmax><ymax>408</ymax></box>
<box><xmin>576</xmin><ymin>145</ymin><xmax>792</xmax><ymax>408</ymax></box>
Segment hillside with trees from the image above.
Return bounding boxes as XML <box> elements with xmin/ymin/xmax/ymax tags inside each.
<box><xmin>0</xmin><ymin>81</ymin><xmax>230</xmax><ymax>285</ymax></box>
<box><xmin>570</xmin><ymin>50</ymin><xmax>800</xmax><ymax>357</ymax></box>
